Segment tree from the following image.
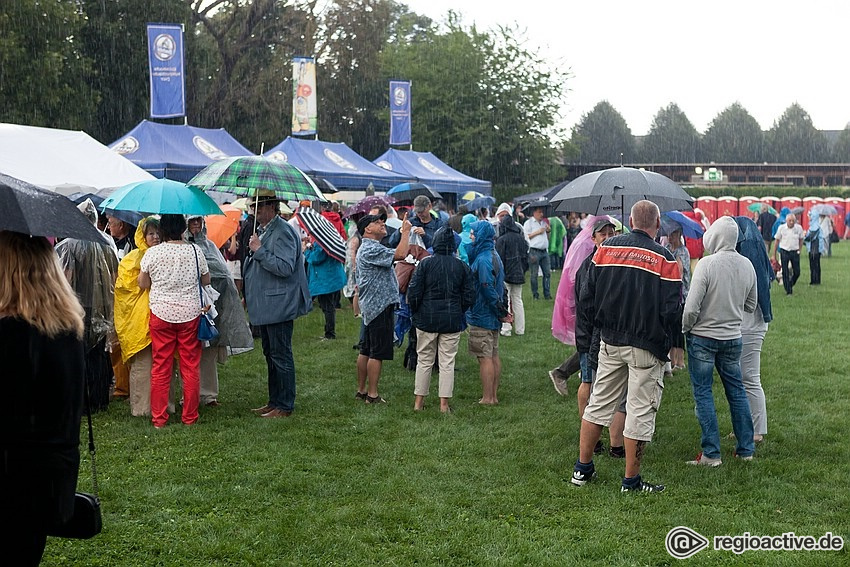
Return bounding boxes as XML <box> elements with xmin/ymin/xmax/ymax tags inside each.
<box><xmin>829</xmin><ymin>125</ymin><xmax>850</xmax><ymax>162</ymax></box>
<box><xmin>0</xmin><ymin>1</ymin><xmax>98</xmax><ymax>130</ymax></box>
<box><xmin>381</xmin><ymin>13</ymin><xmax>566</xmax><ymax>188</ymax></box>
<box><xmin>702</xmin><ymin>102</ymin><xmax>764</xmax><ymax>163</ymax></box>
<box><xmin>568</xmin><ymin>101</ymin><xmax>635</xmax><ymax>164</ymax></box>
<box><xmin>765</xmin><ymin>103</ymin><xmax>830</xmax><ymax>163</ymax></box>
<box><xmin>640</xmin><ymin>103</ymin><xmax>700</xmax><ymax>163</ymax></box>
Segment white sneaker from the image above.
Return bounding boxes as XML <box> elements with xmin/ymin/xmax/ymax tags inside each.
<box><xmin>686</xmin><ymin>452</ymin><xmax>722</xmax><ymax>467</ymax></box>
<box><xmin>500</xmin><ymin>329</ymin><xmax>512</xmax><ymax>337</ymax></box>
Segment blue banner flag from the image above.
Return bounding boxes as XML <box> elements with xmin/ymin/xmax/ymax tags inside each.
<box><xmin>147</xmin><ymin>23</ymin><xmax>186</xmax><ymax>119</ymax></box>
<box><xmin>389</xmin><ymin>80</ymin><xmax>411</xmax><ymax>146</ymax></box>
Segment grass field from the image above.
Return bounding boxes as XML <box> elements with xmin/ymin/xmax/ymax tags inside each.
<box><xmin>44</xmin><ymin>243</ymin><xmax>849</xmax><ymax>566</ymax></box>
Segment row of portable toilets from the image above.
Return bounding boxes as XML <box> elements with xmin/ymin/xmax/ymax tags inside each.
<box><xmin>695</xmin><ymin>195</ymin><xmax>848</xmax><ymax>234</ymax></box>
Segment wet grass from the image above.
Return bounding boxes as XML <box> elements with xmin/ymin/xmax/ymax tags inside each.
<box><xmin>44</xmin><ymin>244</ymin><xmax>849</xmax><ymax>565</ymax></box>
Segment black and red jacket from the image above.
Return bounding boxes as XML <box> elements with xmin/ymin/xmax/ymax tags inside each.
<box><xmin>579</xmin><ymin>229</ymin><xmax>681</xmax><ymax>362</ymax></box>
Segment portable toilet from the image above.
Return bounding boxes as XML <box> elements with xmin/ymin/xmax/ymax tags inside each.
<box><xmin>695</xmin><ymin>196</ymin><xmax>717</xmax><ymax>223</ymax></box>
<box><xmin>779</xmin><ymin>196</ymin><xmax>802</xmax><ymax>216</ymax></box>
<box><xmin>717</xmin><ymin>196</ymin><xmax>738</xmax><ymax>218</ymax></box>
<box><xmin>824</xmin><ymin>196</ymin><xmax>846</xmax><ymax>237</ymax></box>
<box><xmin>802</xmin><ymin>196</ymin><xmax>823</xmax><ymax>231</ymax></box>
<box><xmin>738</xmin><ymin>196</ymin><xmax>760</xmax><ymax>217</ymax></box>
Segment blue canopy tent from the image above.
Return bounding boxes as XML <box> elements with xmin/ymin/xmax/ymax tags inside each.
<box><xmin>372</xmin><ymin>149</ymin><xmax>491</xmax><ymax>197</ymax></box>
<box><xmin>109</xmin><ymin>120</ymin><xmax>255</xmax><ymax>183</ymax></box>
<box><xmin>263</xmin><ymin>137</ymin><xmax>412</xmax><ymax>190</ymax></box>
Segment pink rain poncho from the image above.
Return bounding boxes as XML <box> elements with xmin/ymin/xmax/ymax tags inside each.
<box><xmin>551</xmin><ymin>215</ymin><xmax>614</xmax><ymax>345</ymax></box>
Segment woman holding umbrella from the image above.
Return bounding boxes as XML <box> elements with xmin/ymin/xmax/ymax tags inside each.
<box><xmin>139</xmin><ymin>214</ymin><xmax>210</xmax><ymax>429</ymax></box>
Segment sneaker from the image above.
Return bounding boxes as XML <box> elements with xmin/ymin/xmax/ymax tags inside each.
<box><xmin>608</xmin><ymin>446</ymin><xmax>625</xmax><ymax>458</ymax></box>
<box><xmin>734</xmin><ymin>453</ymin><xmax>754</xmax><ymax>461</ymax></box>
<box><xmin>686</xmin><ymin>452</ymin><xmax>722</xmax><ymax>467</ymax></box>
<box><xmin>365</xmin><ymin>394</ymin><xmax>387</xmax><ymax>404</ymax></box>
<box><xmin>570</xmin><ymin>464</ymin><xmax>596</xmax><ymax>486</ymax></box>
<box><xmin>593</xmin><ymin>440</ymin><xmax>605</xmax><ymax>455</ymax></box>
<box><xmin>548</xmin><ymin>370</ymin><xmax>569</xmax><ymax>396</ymax></box>
<box><xmin>355</xmin><ymin>391</ymin><xmax>368</xmax><ymax>401</ymax></box>
<box><xmin>621</xmin><ymin>476</ymin><xmax>665</xmax><ymax>493</ymax></box>
<box><xmin>500</xmin><ymin>329</ymin><xmax>512</xmax><ymax>337</ymax></box>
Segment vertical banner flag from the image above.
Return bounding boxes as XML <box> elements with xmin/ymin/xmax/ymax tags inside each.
<box><xmin>292</xmin><ymin>57</ymin><xmax>318</xmax><ymax>136</ymax></box>
<box><xmin>389</xmin><ymin>80</ymin><xmax>412</xmax><ymax>146</ymax></box>
<box><xmin>147</xmin><ymin>23</ymin><xmax>185</xmax><ymax>119</ymax></box>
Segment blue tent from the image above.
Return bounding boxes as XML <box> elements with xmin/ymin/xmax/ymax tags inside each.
<box><xmin>263</xmin><ymin>137</ymin><xmax>412</xmax><ymax>190</ymax></box>
<box><xmin>372</xmin><ymin>148</ymin><xmax>491</xmax><ymax>196</ymax></box>
<box><xmin>109</xmin><ymin>120</ymin><xmax>254</xmax><ymax>182</ymax></box>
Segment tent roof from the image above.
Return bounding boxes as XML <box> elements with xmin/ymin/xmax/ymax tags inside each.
<box><xmin>0</xmin><ymin>123</ymin><xmax>155</xmax><ymax>191</ymax></box>
<box><xmin>110</xmin><ymin>120</ymin><xmax>254</xmax><ymax>182</ymax></box>
<box><xmin>264</xmin><ymin>137</ymin><xmax>413</xmax><ymax>190</ymax></box>
<box><xmin>372</xmin><ymin>148</ymin><xmax>491</xmax><ymax>196</ymax></box>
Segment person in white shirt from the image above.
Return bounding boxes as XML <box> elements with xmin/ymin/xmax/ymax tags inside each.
<box><xmin>523</xmin><ymin>205</ymin><xmax>551</xmax><ymax>300</ymax></box>
<box><xmin>772</xmin><ymin>213</ymin><xmax>804</xmax><ymax>295</ymax></box>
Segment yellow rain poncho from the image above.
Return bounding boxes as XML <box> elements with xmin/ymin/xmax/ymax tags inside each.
<box><xmin>113</xmin><ymin>217</ymin><xmax>158</xmax><ymax>363</ymax></box>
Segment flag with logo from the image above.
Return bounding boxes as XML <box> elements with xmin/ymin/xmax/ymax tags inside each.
<box><xmin>292</xmin><ymin>57</ymin><xmax>318</xmax><ymax>136</ymax></box>
<box><xmin>147</xmin><ymin>23</ymin><xmax>186</xmax><ymax>119</ymax></box>
<box><xmin>389</xmin><ymin>80</ymin><xmax>411</xmax><ymax>146</ymax></box>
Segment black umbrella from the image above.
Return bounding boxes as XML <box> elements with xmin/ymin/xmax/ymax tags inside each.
<box><xmin>551</xmin><ymin>167</ymin><xmax>693</xmax><ymax>219</ymax></box>
<box><xmin>387</xmin><ymin>182</ymin><xmax>442</xmax><ymax>203</ymax></box>
<box><xmin>311</xmin><ymin>176</ymin><xmax>339</xmax><ymax>194</ymax></box>
<box><xmin>0</xmin><ymin>173</ymin><xmax>108</xmax><ymax>242</ymax></box>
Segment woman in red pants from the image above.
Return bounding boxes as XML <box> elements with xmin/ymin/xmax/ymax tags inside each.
<box><xmin>139</xmin><ymin>214</ymin><xmax>210</xmax><ymax>428</ymax></box>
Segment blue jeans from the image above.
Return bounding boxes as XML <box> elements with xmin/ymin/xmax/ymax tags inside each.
<box><xmin>528</xmin><ymin>248</ymin><xmax>551</xmax><ymax>299</ymax></box>
<box><xmin>259</xmin><ymin>320</ymin><xmax>296</xmax><ymax>412</ymax></box>
<box><xmin>687</xmin><ymin>334</ymin><xmax>754</xmax><ymax>458</ymax></box>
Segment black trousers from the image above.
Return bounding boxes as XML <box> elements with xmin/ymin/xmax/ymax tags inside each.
<box><xmin>779</xmin><ymin>248</ymin><xmax>800</xmax><ymax>294</ymax></box>
<box><xmin>809</xmin><ymin>252</ymin><xmax>821</xmax><ymax>284</ymax></box>
<box><xmin>317</xmin><ymin>293</ymin><xmax>336</xmax><ymax>338</ymax></box>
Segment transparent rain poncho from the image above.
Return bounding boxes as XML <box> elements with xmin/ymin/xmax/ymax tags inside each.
<box><xmin>185</xmin><ymin>218</ymin><xmax>253</xmax><ymax>353</ymax></box>
<box><xmin>54</xmin><ymin>199</ymin><xmax>119</xmax><ymax>352</ymax></box>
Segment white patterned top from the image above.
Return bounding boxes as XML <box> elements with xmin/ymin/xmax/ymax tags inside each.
<box><xmin>140</xmin><ymin>242</ymin><xmax>209</xmax><ymax>323</ymax></box>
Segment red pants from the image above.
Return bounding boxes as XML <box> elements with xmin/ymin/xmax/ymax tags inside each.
<box><xmin>150</xmin><ymin>313</ymin><xmax>201</xmax><ymax>427</ymax></box>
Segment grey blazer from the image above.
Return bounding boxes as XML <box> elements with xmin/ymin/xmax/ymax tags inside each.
<box><xmin>243</xmin><ymin>215</ymin><xmax>311</xmax><ymax>325</ymax></box>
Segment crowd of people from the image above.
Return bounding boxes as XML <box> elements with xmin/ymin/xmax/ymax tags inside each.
<box><xmin>6</xmin><ymin>186</ymin><xmax>844</xmax><ymax>561</ymax></box>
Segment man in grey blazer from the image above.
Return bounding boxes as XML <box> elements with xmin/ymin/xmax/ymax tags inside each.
<box><xmin>244</xmin><ymin>193</ymin><xmax>312</xmax><ymax>418</ymax></box>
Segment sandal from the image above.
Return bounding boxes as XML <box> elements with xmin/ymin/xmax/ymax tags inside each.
<box><xmin>365</xmin><ymin>394</ymin><xmax>386</xmax><ymax>404</ymax></box>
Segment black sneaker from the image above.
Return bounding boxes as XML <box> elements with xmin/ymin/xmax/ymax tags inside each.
<box><xmin>621</xmin><ymin>476</ymin><xmax>665</xmax><ymax>493</ymax></box>
<box><xmin>593</xmin><ymin>440</ymin><xmax>605</xmax><ymax>455</ymax></box>
<box><xmin>570</xmin><ymin>463</ymin><xmax>596</xmax><ymax>486</ymax></box>
<box><xmin>608</xmin><ymin>446</ymin><xmax>625</xmax><ymax>458</ymax></box>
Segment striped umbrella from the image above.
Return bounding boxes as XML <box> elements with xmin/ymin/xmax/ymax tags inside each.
<box><xmin>295</xmin><ymin>206</ymin><xmax>346</xmax><ymax>263</ymax></box>
<box><xmin>188</xmin><ymin>156</ymin><xmax>326</xmax><ymax>202</ymax></box>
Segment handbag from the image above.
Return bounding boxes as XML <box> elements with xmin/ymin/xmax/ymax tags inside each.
<box><xmin>47</xmin><ymin>378</ymin><xmax>102</xmax><ymax>539</ymax></box>
<box><xmin>194</xmin><ymin>246</ymin><xmax>219</xmax><ymax>342</ymax></box>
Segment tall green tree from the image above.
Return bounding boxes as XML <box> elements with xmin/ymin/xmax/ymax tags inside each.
<box><xmin>0</xmin><ymin>1</ymin><xmax>98</xmax><ymax>129</ymax></box>
<box><xmin>831</xmin><ymin>125</ymin><xmax>850</xmax><ymax>162</ymax></box>
<box><xmin>382</xmin><ymin>13</ymin><xmax>566</xmax><ymax>188</ymax></box>
<box><xmin>78</xmin><ymin>0</ymin><xmax>194</xmax><ymax>144</ymax></box>
<box><xmin>568</xmin><ymin>101</ymin><xmax>635</xmax><ymax>164</ymax></box>
<box><xmin>765</xmin><ymin>103</ymin><xmax>830</xmax><ymax>163</ymax></box>
<box><xmin>702</xmin><ymin>102</ymin><xmax>764</xmax><ymax>163</ymax></box>
<box><xmin>640</xmin><ymin>103</ymin><xmax>700</xmax><ymax>163</ymax></box>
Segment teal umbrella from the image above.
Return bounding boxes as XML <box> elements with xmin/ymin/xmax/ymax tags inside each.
<box><xmin>747</xmin><ymin>202</ymin><xmax>777</xmax><ymax>215</ymax></box>
<box><xmin>100</xmin><ymin>179</ymin><xmax>224</xmax><ymax>216</ymax></box>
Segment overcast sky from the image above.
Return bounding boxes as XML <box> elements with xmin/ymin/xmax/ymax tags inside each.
<box><xmin>401</xmin><ymin>0</ymin><xmax>850</xmax><ymax>136</ymax></box>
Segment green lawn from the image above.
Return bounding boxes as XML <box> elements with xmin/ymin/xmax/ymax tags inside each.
<box><xmin>45</xmin><ymin>244</ymin><xmax>849</xmax><ymax>566</ymax></box>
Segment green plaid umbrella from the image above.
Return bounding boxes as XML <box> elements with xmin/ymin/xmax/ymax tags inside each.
<box><xmin>188</xmin><ymin>156</ymin><xmax>325</xmax><ymax>202</ymax></box>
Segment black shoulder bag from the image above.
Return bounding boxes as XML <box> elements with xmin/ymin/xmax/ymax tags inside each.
<box><xmin>48</xmin><ymin>380</ymin><xmax>102</xmax><ymax>539</ymax></box>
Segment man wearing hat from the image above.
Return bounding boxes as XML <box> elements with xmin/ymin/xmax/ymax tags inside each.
<box><xmin>243</xmin><ymin>193</ymin><xmax>312</xmax><ymax>418</ymax></box>
<box><xmin>388</xmin><ymin>195</ymin><xmax>442</xmax><ymax>249</ymax></box>
<box><xmin>355</xmin><ymin>211</ymin><xmax>412</xmax><ymax>403</ymax></box>
<box><xmin>523</xmin><ymin>204</ymin><xmax>552</xmax><ymax>300</ymax></box>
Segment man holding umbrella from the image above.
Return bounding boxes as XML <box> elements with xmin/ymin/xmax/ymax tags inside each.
<box><xmin>244</xmin><ymin>193</ymin><xmax>312</xmax><ymax>418</ymax></box>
